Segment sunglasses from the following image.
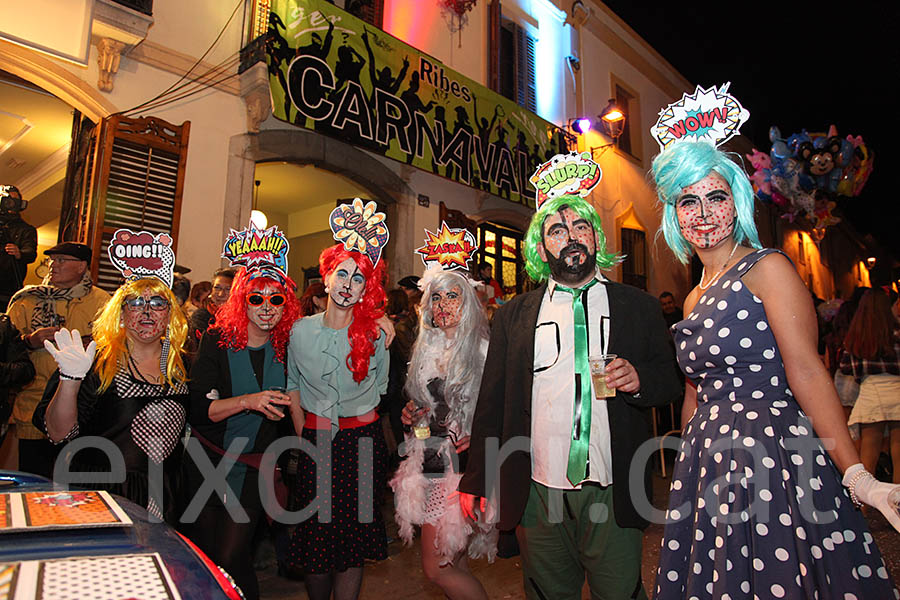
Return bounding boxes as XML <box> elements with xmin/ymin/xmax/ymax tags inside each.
<box><xmin>247</xmin><ymin>292</ymin><xmax>286</xmax><ymax>307</ymax></box>
<box><xmin>123</xmin><ymin>296</ymin><xmax>169</xmax><ymax>311</ymax></box>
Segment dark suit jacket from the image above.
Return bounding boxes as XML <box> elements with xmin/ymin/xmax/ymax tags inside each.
<box><xmin>458</xmin><ymin>280</ymin><xmax>681</xmax><ymax>531</ymax></box>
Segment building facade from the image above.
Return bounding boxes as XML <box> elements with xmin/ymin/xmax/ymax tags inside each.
<box><xmin>2</xmin><ymin>0</ymin><xmax>701</xmax><ymax>300</ymax></box>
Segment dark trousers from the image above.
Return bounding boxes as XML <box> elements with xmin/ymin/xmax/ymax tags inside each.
<box><xmin>18</xmin><ymin>438</ymin><xmax>60</xmax><ymax>479</ymax></box>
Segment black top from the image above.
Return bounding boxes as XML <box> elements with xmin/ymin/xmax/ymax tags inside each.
<box><xmin>421</xmin><ymin>378</ymin><xmax>468</xmax><ymax>474</ymax></box>
<box><xmin>33</xmin><ymin>362</ymin><xmax>188</xmax><ymax>518</ymax></box>
<box><xmin>188</xmin><ymin>329</ymin><xmax>291</xmax><ymax>454</ymax></box>
<box><xmin>0</xmin><ymin>215</ymin><xmax>37</xmax><ymax>300</ymax></box>
<box><xmin>0</xmin><ymin>314</ymin><xmax>35</xmax><ymax>424</ymax></box>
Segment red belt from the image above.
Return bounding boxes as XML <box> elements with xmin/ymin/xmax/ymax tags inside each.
<box><xmin>303</xmin><ymin>409</ymin><xmax>378</xmax><ymax>430</ymax></box>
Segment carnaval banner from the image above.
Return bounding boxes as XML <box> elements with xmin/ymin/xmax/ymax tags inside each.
<box><xmin>268</xmin><ymin>0</ymin><xmax>574</xmax><ymax>208</ymax></box>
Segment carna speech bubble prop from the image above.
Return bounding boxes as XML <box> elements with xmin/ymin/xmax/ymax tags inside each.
<box><xmin>222</xmin><ymin>222</ymin><xmax>290</xmax><ymax>283</ymax></box>
<box><xmin>530</xmin><ymin>151</ymin><xmax>602</xmax><ymax>210</ymax></box>
<box><xmin>651</xmin><ymin>82</ymin><xmax>749</xmax><ymax>151</ymax></box>
<box><xmin>415</xmin><ymin>221</ymin><xmax>478</xmax><ymax>270</ymax></box>
<box><xmin>107</xmin><ymin>229</ymin><xmax>176</xmax><ymax>287</ymax></box>
<box><xmin>329</xmin><ymin>198</ymin><xmax>389</xmax><ymax>266</ymax></box>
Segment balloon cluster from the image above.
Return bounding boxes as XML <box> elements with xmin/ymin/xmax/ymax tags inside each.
<box><xmin>746</xmin><ymin>125</ymin><xmax>874</xmax><ymax>231</ymax></box>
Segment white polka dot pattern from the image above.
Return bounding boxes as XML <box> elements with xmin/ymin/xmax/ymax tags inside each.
<box><xmin>656</xmin><ymin>249</ymin><xmax>898</xmax><ymax>599</ymax></box>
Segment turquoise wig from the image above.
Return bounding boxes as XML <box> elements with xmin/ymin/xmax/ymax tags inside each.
<box><xmin>524</xmin><ymin>194</ymin><xmax>620</xmax><ymax>283</ymax></box>
<box><xmin>651</xmin><ymin>142</ymin><xmax>762</xmax><ymax>264</ymax></box>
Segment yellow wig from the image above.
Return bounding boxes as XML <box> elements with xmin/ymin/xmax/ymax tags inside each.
<box><xmin>92</xmin><ymin>278</ymin><xmax>189</xmax><ymax>392</ymax></box>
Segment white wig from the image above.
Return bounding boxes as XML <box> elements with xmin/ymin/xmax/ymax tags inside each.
<box><xmin>404</xmin><ymin>269</ymin><xmax>489</xmax><ymax>432</ymax></box>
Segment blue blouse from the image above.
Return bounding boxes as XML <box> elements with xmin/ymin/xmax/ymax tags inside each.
<box><xmin>287</xmin><ymin>313</ymin><xmax>388</xmax><ymax>436</ymax></box>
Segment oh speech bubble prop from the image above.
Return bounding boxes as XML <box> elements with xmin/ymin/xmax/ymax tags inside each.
<box><xmin>329</xmin><ymin>198</ymin><xmax>389</xmax><ymax>266</ymax></box>
<box><xmin>415</xmin><ymin>221</ymin><xmax>478</xmax><ymax>270</ymax></box>
<box><xmin>107</xmin><ymin>229</ymin><xmax>176</xmax><ymax>287</ymax></box>
<box><xmin>222</xmin><ymin>222</ymin><xmax>290</xmax><ymax>283</ymax></box>
<box><xmin>530</xmin><ymin>151</ymin><xmax>602</xmax><ymax>210</ymax></box>
<box><xmin>651</xmin><ymin>82</ymin><xmax>749</xmax><ymax>151</ymax></box>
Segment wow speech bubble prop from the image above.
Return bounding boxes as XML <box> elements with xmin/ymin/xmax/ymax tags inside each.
<box><xmin>530</xmin><ymin>151</ymin><xmax>602</xmax><ymax>210</ymax></box>
<box><xmin>651</xmin><ymin>83</ymin><xmax>749</xmax><ymax>151</ymax></box>
<box><xmin>415</xmin><ymin>221</ymin><xmax>478</xmax><ymax>270</ymax></box>
<box><xmin>107</xmin><ymin>229</ymin><xmax>176</xmax><ymax>287</ymax></box>
<box><xmin>222</xmin><ymin>222</ymin><xmax>290</xmax><ymax>282</ymax></box>
<box><xmin>329</xmin><ymin>198</ymin><xmax>389</xmax><ymax>266</ymax></box>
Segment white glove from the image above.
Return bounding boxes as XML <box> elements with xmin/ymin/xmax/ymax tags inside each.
<box><xmin>843</xmin><ymin>462</ymin><xmax>900</xmax><ymax>533</ymax></box>
<box><xmin>43</xmin><ymin>328</ymin><xmax>97</xmax><ymax>379</ymax></box>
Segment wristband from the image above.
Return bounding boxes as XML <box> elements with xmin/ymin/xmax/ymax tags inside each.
<box><xmin>59</xmin><ymin>372</ymin><xmax>84</xmax><ymax>381</ymax></box>
<box><xmin>844</xmin><ymin>468</ymin><xmax>870</xmax><ymax>508</ymax></box>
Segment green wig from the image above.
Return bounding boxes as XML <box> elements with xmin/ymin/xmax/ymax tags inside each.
<box><xmin>523</xmin><ymin>194</ymin><xmax>620</xmax><ymax>283</ymax></box>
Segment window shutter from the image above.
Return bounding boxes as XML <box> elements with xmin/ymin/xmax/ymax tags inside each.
<box><xmin>75</xmin><ymin>115</ymin><xmax>190</xmax><ymax>292</ymax></box>
<box><xmin>487</xmin><ymin>0</ymin><xmax>501</xmax><ymax>92</ymax></box>
<box><xmin>515</xmin><ymin>26</ymin><xmax>536</xmax><ymax>113</ymax></box>
<box><xmin>621</xmin><ymin>228</ymin><xmax>647</xmax><ymax>290</ymax></box>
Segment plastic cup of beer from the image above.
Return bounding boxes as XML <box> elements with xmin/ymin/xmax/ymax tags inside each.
<box><xmin>589</xmin><ymin>354</ymin><xmax>617</xmax><ymax>398</ymax></box>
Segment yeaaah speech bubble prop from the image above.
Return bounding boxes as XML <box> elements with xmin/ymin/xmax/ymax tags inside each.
<box><xmin>329</xmin><ymin>198</ymin><xmax>390</xmax><ymax>266</ymax></box>
<box><xmin>222</xmin><ymin>222</ymin><xmax>290</xmax><ymax>283</ymax></box>
<box><xmin>651</xmin><ymin>82</ymin><xmax>749</xmax><ymax>151</ymax></box>
<box><xmin>107</xmin><ymin>229</ymin><xmax>176</xmax><ymax>287</ymax></box>
<box><xmin>415</xmin><ymin>221</ymin><xmax>478</xmax><ymax>270</ymax></box>
<box><xmin>530</xmin><ymin>151</ymin><xmax>602</xmax><ymax>210</ymax></box>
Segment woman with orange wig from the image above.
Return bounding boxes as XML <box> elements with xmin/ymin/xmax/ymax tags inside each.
<box><xmin>285</xmin><ymin>244</ymin><xmax>389</xmax><ymax>600</ymax></box>
<box><xmin>34</xmin><ymin>277</ymin><xmax>190</xmax><ymax>521</ymax></box>
<box><xmin>185</xmin><ymin>266</ymin><xmax>300</xmax><ymax>600</ymax></box>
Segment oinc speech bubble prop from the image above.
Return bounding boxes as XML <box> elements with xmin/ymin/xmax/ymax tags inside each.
<box><xmin>107</xmin><ymin>229</ymin><xmax>176</xmax><ymax>287</ymax></box>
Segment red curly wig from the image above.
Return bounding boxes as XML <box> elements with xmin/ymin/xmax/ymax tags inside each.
<box><xmin>319</xmin><ymin>244</ymin><xmax>386</xmax><ymax>382</ymax></box>
<box><xmin>211</xmin><ymin>267</ymin><xmax>300</xmax><ymax>363</ymax></box>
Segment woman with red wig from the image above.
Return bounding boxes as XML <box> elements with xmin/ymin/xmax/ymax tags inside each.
<box><xmin>185</xmin><ymin>266</ymin><xmax>300</xmax><ymax>600</ymax></box>
<box><xmin>285</xmin><ymin>244</ymin><xmax>389</xmax><ymax>600</ymax></box>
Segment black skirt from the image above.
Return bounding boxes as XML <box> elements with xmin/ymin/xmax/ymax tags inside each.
<box><xmin>287</xmin><ymin>419</ymin><xmax>388</xmax><ymax>573</ymax></box>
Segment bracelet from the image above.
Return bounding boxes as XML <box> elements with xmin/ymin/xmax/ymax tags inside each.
<box><xmin>845</xmin><ymin>469</ymin><xmax>870</xmax><ymax>508</ymax></box>
<box><xmin>59</xmin><ymin>372</ymin><xmax>84</xmax><ymax>381</ymax></box>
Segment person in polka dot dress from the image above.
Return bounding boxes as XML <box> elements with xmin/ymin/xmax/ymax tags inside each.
<box><xmin>285</xmin><ymin>245</ymin><xmax>390</xmax><ymax>600</ymax></box>
<box><xmin>651</xmin><ymin>141</ymin><xmax>900</xmax><ymax>599</ymax></box>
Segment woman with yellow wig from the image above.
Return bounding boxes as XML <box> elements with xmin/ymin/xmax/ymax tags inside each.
<box><xmin>34</xmin><ymin>277</ymin><xmax>190</xmax><ymax>521</ymax></box>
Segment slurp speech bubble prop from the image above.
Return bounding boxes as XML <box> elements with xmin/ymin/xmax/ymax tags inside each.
<box><xmin>415</xmin><ymin>221</ymin><xmax>478</xmax><ymax>270</ymax></box>
<box><xmin>530</xmin><ymin>151</ymin><xmax>602</xmax><ymax>210</ymax></box>
<box><xmin>108</xmin><ymin>229</ymin><xmax>176</xmax><ymax>287</ymax></box>
<box><xmin>329</xmin><ymin>198</ymin><xmax>390</xmax><ymax>266</ymax></box>
<box><xmin>222</xmin><ymin>222</ymin><xmax>291</xmax><ymax>284</ymax></box>
<box><xmin>651</xmin><ymin>83</ymin><xmax>749</xmax><ymax>151</ymax></box>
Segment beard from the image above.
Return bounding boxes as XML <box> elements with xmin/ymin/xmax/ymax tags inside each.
<box><xmin>546</xmin><ymin>242</ymin><xmax>596</xmax><ymax>285</ymax></box>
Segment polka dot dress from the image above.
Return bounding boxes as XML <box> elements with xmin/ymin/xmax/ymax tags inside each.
<box><xmin>655</xmin><ymin>249</ymin><xmax>898</xmax><ymax>599</ymax></box>
<box><xmin>287</xmin><ymin>419</ymin><xmax>389</xmax><ymax>574</ymax></box>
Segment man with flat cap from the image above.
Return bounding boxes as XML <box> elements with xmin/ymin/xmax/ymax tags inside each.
<box><xmin>7</xmin><ymin>242</ymin><xmax>110</xmax><ymax>477</ymax></box>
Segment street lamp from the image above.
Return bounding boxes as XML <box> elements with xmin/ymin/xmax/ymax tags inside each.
<box><xmin>599</xmin><ymin>98</ymin><xmax>626</xmax><ymax>139</ymax></box>
<box><xmin>866</xmin><ymin>256</ymin><xmax>876</xmax><ymax>269</ymax></box>
<box><xmin>590</xmin><ymin>98</ymin><xmax>627</xmax><ymax>159</ymax></box>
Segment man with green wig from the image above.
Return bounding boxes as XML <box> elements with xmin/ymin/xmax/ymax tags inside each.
<box><xmin>459</xmin><ymin>194</ymin><xmax>680</xmax><ymax>599</ymax></box>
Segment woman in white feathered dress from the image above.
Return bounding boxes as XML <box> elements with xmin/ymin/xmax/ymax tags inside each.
<box><xmin>390</xmin><ymin>267</ymin><xmax>496</xmax><ymax>600</ymax></box>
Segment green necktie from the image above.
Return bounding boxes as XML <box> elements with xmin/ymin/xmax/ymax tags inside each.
<box><xmin>557</xmin><ymin>279</ymin><xmax>598</xmax><ymax>486</ymax></box>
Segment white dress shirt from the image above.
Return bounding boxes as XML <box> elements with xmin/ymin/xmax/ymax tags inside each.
<box><xmin>531</xmin><ymin>272</ymin><xmax>613</xmax><ymax>490</ymax></box>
